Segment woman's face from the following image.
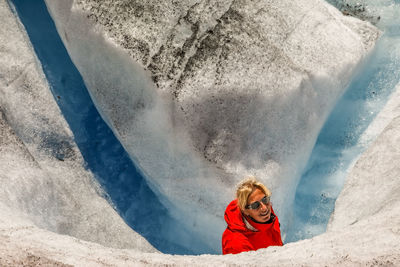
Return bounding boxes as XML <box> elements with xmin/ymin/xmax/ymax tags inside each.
<box><xmin>243</xmin><ymin>188</ymin><xmax>271</xmax><ymax>223</ymax></box>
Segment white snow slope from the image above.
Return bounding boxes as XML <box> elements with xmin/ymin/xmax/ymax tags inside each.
<box><xmin>1</xmin><ymin>0</ymin><xmax>399</xmax><ymax>266</ymax></box>
<box><xmin>0</xmin><ymin>0</ymin><xmax>156</xmax><ymax>253</ymax></box>
<box><xmin>42</xmin><ymin>0</ymin><xmax>380</xmax><ymax>250</ymax></box>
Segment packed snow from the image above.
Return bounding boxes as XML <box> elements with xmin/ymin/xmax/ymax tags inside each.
<box><xmin>1</xmin><ymin>0</ymin><xmax>400</xmax><ymax>265</ymax></box>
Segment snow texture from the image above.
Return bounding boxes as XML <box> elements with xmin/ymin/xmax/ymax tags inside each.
<box><xmin>2</xmin><ymin>0</ymin><xmax>400</xmax><ymax>265</ymax></box>
<box><xmin>43</xmin><ymin>0</ymin><xmax>380</xmax><ymax>251</ymax></box>
<box><xmin>0</xmin><ymin>0</ymin><xmax>156</xmax><ymax>253</ymax></box>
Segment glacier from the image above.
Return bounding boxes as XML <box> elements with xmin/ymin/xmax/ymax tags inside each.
<box><xmin>42</xmin><ymin>0</ymin><xmax>379</xmax><ymax>253</ymax></box>
<box><xmin>1</xmin><ymin>0</ymin><xmax>400</xmax><ymax>265</ymax></box>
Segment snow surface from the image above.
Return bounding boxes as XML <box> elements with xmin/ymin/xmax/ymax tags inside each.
<box><xmin>43</xmin><ymin>0</ymin><xmax>379</xmax><ymax>252</ymax></box>
<box><xmin>0</xmin><ymin>0</ymin><xmax>155</xmax><ymax>253</ymax></box>
<box><xmin>1</xmin><ymin>0</ymin><xmax>400</xmax><ymax>265</ymax></box>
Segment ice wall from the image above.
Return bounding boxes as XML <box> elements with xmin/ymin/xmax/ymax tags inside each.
<box><xmin>288</xmin><ymin>0</ymin><xmax>400</xmax><ymax>242</ymax></box>
<box><xmin>0</xmin><ymin>0</ymin><xmax>155</xmax><ymax>252</ymax></box>
<box><xmin>43</xmin><ymin>0</ymin><xmax>380</xmax><ymax>250</ymax></box>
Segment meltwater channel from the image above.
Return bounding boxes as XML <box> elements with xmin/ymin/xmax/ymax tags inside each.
<box><xmin>9</xmin><ymin>0</ymin><xmax>199</xmax><ymax>255</ymax></box>
<box><xmin>10</xmin><ymin>0</ymin><xmax>400</xmax><ymax>253</ymax></box>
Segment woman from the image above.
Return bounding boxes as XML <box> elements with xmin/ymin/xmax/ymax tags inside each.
<box><xmin>222</xmin><ymin>177</ymin><xmax>283</xmax><ymax>254</ymax></box>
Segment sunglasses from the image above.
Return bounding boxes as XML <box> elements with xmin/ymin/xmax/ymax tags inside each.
<box><xmin>245</xmin><ymin>196</ymin><xmax>270</xmax><ymax>210</ymax></box>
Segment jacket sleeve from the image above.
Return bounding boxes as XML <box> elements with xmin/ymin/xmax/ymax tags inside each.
<box><xmin>222</xmin><ymin>230</ymin><xmax>255</xmax><ymax>255</ymax></box>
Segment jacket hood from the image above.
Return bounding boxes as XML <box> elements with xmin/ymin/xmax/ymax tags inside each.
<box><xmin>224</xmin><ymin>199</ymin><xmax>248</xmax><ymax>232</ymax></box>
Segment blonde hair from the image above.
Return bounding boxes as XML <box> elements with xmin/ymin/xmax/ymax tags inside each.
<box><xmin>236</xmin><ymin>176</ymin><xmax>271</xmax><ymax>211</ymax></box>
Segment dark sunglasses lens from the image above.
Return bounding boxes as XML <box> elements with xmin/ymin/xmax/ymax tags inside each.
<box><xmin>249</xmin><ymin>201</ymin><xmax>260</xmax><ymax>209</ymax></box>
<box><xmin>247</xmin><ymin>196</ymin><xmax>270</xmax><ymax>209</ymax></box>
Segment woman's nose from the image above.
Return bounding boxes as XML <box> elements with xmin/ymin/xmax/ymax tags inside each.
<box><xmin>259</xmin><ymin>202</ymin><xmax>268</xmax><ymax>211</ymax></box>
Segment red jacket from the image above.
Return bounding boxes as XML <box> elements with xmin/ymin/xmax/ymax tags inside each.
<box><xmin>222</xmin><ymin>199</ymin><xmax>283</xmax><ymax>254</ymax></box>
